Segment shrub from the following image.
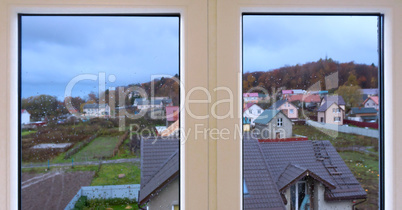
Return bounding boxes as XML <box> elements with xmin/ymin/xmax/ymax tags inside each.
<box><xmin>73</xmin><ymin>196</ymin><xmax>87</xmax><ymax>210</ymax></box>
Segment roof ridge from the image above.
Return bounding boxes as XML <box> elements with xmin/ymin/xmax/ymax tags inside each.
<box><xmin>142</xmin><ymin>149</ymin><xmax>179</xmax><ymax>188</ymax></box>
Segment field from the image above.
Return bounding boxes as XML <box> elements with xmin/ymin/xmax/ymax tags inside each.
<box><xmin>21</xmin><ymin>171</ymin><xmax>95</xmax><ymax>210</ymax></box>
<box><xmin>91</xmin><ymin>162</ymin><xmax>141</xmax><ymax>186</ymax></box>
<box><xmin>294</xmin><ymin>124</ymin><xmax>379</xmax><ymax>210</ymax></box>
<box><xmin>72</xmin><ymin>136</ymin><xmax>120</xmax><ymax>162</ymax></box>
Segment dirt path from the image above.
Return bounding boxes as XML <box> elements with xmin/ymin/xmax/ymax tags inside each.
<box><xmin>21</xmin><ymin>158</ymin><xmax>140</xmax><ymax>168</ymax></box>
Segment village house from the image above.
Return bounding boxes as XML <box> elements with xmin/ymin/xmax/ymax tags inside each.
<box><xmin>348</xmin><ymin>107</ymin><xmax>378</xmax><ymax>122</ymax></box>
<box><xmin>243</xmin><ymin>93</ymin><xmax>259</xmax><ymax>109</ymax></box>
<box><xmin>134</xmin><ymin>98</ymin><xmax>173</xmax><ymax>110</ymax></box>
<box><xmin>140</xmin><ymin>136</ymin><xmax>366</xmax><ymax>210</ymax></box>
<box><xmin>254</xmin><ymin>109</ymin><xmax>292</xmax><ymax>139</ymax></box>
<box><xmin>363</xmin><ymin>96</ymin><xmax>379</xmax><ymax>110</ymax></box>
<box><xmin>243</xmin><ymin>104</ymin><xmax>264</xmax><ymax>127</ymax></box>
<box><xmin>269</xmin><ymin>100</ymin><xmax>298</xmax><ymax>119</ymax></box>
<box><xmin>138</xmin><ymin>137</ymin><xmax>179</xmax><ymax>210</ymax></box>
<box><xmin>320</xmin><ymin>95</ymin><xmax>346</xmax><ymax>111</ymax></box>
<box><xmin>317</xmin><ymin>102</ymin><xmax>344</xmax><ymax>125</ymax></box>
<box><xmin>82</xmin><ymin>103</ymin><xmax>110</xmax><ymax>117</ymax></box>
<box><xmin>288</xmin><ymin>94</ymin><xmax>321</xmax><ymax>108</ymax></box>
<box><xmin>21</xmin><ymin>109</ymin><xmax>30</xmax><ymax>124</ymax></box>
<box><xmin>243</xmin><ymin>138</ymin><xmax>367</xmax><ymax>210</ymax></box>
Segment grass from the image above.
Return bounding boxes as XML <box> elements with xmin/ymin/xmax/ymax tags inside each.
<box><xmin>91</xmin><ymin>163</ymin><xmax>141</xmax><ymax>186</ymax></box>
<box><xmin>21</xmin><ymin>165</ymin><xmax>99</xmax><ymax>173</ymax></box>
<box><xmin>21</xmin><ymin>130</ymin><xmax>36</xmax><ymax>136</ymax></box>
<box><xmin>339</xmin><ymin>151</ymin><xmax>379</xmax><ymax>209</ymax></box>
<box><xmin>293</xmin><ymin>125</ymin><xmax>379</xmax><ymax>150</ymax></box>
<box><xmin>110</xmin><ymin>138</ymin><xmax>139</xmax><ymax>160</ymax></box>
<box><xmin>72</xmin><ymin>136</ymin><xmax>120</xmax><ymax>162</ymax></box>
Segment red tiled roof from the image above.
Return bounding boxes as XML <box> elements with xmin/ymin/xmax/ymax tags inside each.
<box><xmin>288</xmin><ymin>94</ymin><xmax>320</xmax><ymax>103</ymax></box>
<box><xmin>363</xmin><ymin>96</ymin><xmax>379</xmax><ymax>105</ymax></box>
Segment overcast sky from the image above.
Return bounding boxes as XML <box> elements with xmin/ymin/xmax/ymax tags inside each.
<box><xmin>243</xmin><ymin>15</ymin><xmax>379</xmax><ymax>72</ymax></box>
<box><xmin>21</xmin><ymin>15</ymin><xmax>379</xmax><ymax>100</ymax></box>
<box><xmin>21</xmin><ymin>16</ymin><xmax>179</xmax><ymax>100</ymax></box>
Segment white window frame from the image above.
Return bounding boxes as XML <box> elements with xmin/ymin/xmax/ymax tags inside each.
<box><xmin>290</xmin><ymin>181</ymin><xmax>307</xmax><ymax>210</ymax></box>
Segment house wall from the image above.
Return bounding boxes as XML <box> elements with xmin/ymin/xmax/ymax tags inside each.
<box><xmin>364</xmin><ymin>98</ymin><xmax>379</xmax><ymax>110</ymax></box>
<box><xmin>315</xmin><ymin>183</ymin><xmax>353</xmax><ymax>210</ymax></box>
<box><xmin>278</xmin><ymin>102</ymin><xmax>298</xmax><ymax>119</ymax></box>
<box><xmin>244</xmin><ymin>105</ymin><xmax>263</xmax><ymax>126</ymax></box>
<box><xmin>255</xmin><ymin>112</ymin><xmax>292</xmax><ymax>139</ymax></box>
<box><xmin>317</xmin><ymin>112</ymin><xmax>325</xmax><ymax>123</ymax></box>
<box><xmin>147</xmin><ymin>178</ymin><xmax>179</xmax><ymax>210</ymax></box>
<box><xmin>21</xmin><ymin>113</ymin><xmax>30</xmax><ymax>124</ymax></box>
<box><xmin>324</xmin><ymin>103</ymin><xmax>344</xmax><ymax>125</ymax></box>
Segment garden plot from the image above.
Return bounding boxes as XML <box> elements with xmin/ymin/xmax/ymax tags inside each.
<box><xmin>72</xmin><ymin>136</ymin><xmax>120</xmax><ymax>162</ymax></box>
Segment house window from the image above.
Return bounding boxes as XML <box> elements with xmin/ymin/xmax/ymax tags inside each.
<box><xmin>19</xmin><ymin>15</ymin><xmax>180</xmax><ymax>209</ymax></box>
<box><xmin>290</xmin><ymin>181</ymin><xmax>308</xmax><ymax>210</ymax></box>
<box><xmin>243</xmin><ymin>14</ymin><xmax>381</xmax><ymax>210</ymax></box>
<box><xmin>277</xmin><ymin>118</ymin><xmax>283</xmax><ymax>127</ymax></box>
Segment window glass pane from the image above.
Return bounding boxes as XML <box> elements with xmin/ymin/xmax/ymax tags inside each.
<box><xmin>243</xmin><ymin>15</ymin><xmax>380</xmax><ymax>209</ymax></box>
<box><xmin>20</xmin><ymin>15</ymin><xmax>180</xmax><ymax>210</ymax></box>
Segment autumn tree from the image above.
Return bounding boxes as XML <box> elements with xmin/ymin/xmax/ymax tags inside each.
<box><xmin>21</xmin><ymin>95</ymin><xmax>65</xmax><ymax>121</ymax></box>
<box><xmin>335</xmin><ymin>85</ymin><xmax>362</xmax><ymax>108</ymax></box>
<box><xmin>64</xmin><ymin>96</ymin><xmax>85</xmax><ymax>112</ymax></box>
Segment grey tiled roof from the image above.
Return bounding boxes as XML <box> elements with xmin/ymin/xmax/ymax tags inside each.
<box><xmin>139</xmin><ymin>137</ymin><xmax>179</xmax><ymax>204</ymax></box>
<box><xmin>323</xmin><ymin>95</ymin><xmax>346</xmax><ymax>105</ymax></box>
<box><xmin>83</xmin><ymin>103</ymin><xmax>109</xmax><ymax>109</ymax></box>
<box><xmin>317</xmin><ymin>101</ymin><xmax>344</xmax><ymax>112</ymax></box>
<box><xmin>243</xmin><ymin>137</ymin><xmax>285</xmax><ymax>210</ymax></box>
<box><xmin>350</xmin><ymin>107</ymin><xmax>378</xmax><ymax>114</ymax></box>
<box><xmin>253</xmin><ymin>109</ymin><xmax>280</xmax><ymax>125</ymax></box>
<box><xmin>258</xmin><ymin>140</ymin><xmax>366</xmax><ymax>201</ymax></box>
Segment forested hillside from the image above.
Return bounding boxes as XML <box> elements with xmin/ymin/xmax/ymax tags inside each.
<box><xmin>243</xmin><ymin>58</ymin><xmax>378</xmax><ymax>93</ymax></box>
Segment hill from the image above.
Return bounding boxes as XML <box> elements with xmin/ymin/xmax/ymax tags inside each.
<box><xmin>243</xmin><ymin>58</ymin><xmax>378</xmax><ymax>94</ymax></box>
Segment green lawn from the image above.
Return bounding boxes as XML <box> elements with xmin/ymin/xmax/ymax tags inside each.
<box><xmin>293</xmin><ymin>124</ymin><xmax>379</xmax><ymax>149</ymax></box>
<box><xmin>340</xmin><ymin>151</ymin><xmax>379</xmax><ymax>209</ymax></box>
<box><xmin>91</xmin><ymin>163</ymin><xmax>141</xmax><ymax>186</ymax></box>
<box><xmin>72</xmin><ymin>136</ymin><xmax>120</xmax><ymax>162</ymax></box>
<box><xmin>21</xmin><ymin>130</ymin><xmax>36</xmax><ymax>136</ymax></box>
<box><xmin>110</xmin><ymin>138</ymin><xmax>139</xmax><ymax>160</ymax></box>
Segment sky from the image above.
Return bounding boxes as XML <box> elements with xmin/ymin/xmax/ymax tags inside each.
<box><xmin>21</xmin><ymin>16</ymin><xmax>179</xmax><ymax>100</ymax></box>
<box><xmin>243</xmin><ymin>15</ymin><xmax>379</xmax><ymax>72</ymax></box>
<box><xmin>21</xmin><ymin>15</ymin><xmax>379</xmax><ymax>100</ymax></box>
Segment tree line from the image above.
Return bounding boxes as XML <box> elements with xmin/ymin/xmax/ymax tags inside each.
<box><xmin>21</xmin><ymin>74</ymin><xmax>180</xmax><ymax>121</ymax></box>
<box><xmin>243</xmin><ymin>58</ymin><xmax>378</xmax><ymax>94</ymax></box>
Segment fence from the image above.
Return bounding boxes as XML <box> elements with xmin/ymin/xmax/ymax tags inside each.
<box><xmin>306</xmin><ymin>120</ymin><xmax>379</xmax><ymax>138</ymax></box>
<box><xmin>65</xmin><ymin>184</ymin><xmax>140</xmax><ymax>210</ymax></box>
<box><xmin>343</xmin><ymin>119</ymin><xmax>378</xmax><ymax>129</ymax></box>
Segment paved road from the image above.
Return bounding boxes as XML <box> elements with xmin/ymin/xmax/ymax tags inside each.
<box><xmin>21</xmin><ymin>158</ymin><xmax>140</xmax><ymax>169</ymax></box>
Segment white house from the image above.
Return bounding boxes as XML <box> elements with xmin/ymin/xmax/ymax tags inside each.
<box><xmin>82</xmin><ymin>103</ymin><xmax>110</xmax><ymax>117</ymax></box>
<box><xmin>243</xmin><ymin>104</ymin><xmax>264</xmax><ymax>126</ymax></box>
<box><xmin>363</xmin><ymin>96</ymin><xmax>379</xmax><ymax>110</ymax></box>
<box><xmin>21</xmin><ymin>109</ymin><xmax>30</xmax><ymax>124</ymax></box>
